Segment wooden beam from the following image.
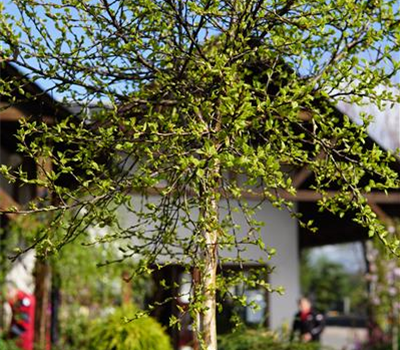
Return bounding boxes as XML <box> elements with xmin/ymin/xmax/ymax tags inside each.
<box><xmin>0</xmin><ymin>103</ymin><xmax>54</xmax><ymax>123</ymax></box>
<box><xmin>0</xmin><ymin>187</ymin><xmax>20</xmax><ymax>219</ymax></box>
<box><xmin>144</xmin><ymin>185</ymin><xmax>400</xmax><ymax>204</ymax></box>
<box><xmin>300</xmin><ymin>225</ymin><xmax>369</xmax><ymax>248</ymax></box>
<box><xmin>368</xmin><ymin>202</ymin><xmax>393</xmax><ymax>223</ymax></box>
<box><xmin>0</xmin><ymin>102</ymin><xmax>27</xmax><ymax>122</ymax></box>
<box><xmin>368</xmin><ymin>202</ymin><xmax>396</xmax><ymax>235</ymax></box>
<box><xmin>291</xmin><ymin>167</ymin><xmax>312</xmax><ymax>189</ymax></box>
<box><xmin>238</xmin><ymin>188</ymin><xmax>400</xmax><ymax>204</ymax></box>
<box><xmin>298</xmin><ymin>109</ymin><xmax>313</xmax><ymax>121</ymax></box>
<box><xmin>278</xmin><ymin>189</ymin><xmax>400</xmax><ymax>204</ymax></box>
<box><xmin>291</xmin><ymin>151</ymin><xmax>326</xmax><ymax>189</ymax></box>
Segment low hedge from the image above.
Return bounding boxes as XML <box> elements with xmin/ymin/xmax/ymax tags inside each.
<box><xmin>0</xmin><ymin>339</ymin><xmax>20</xmax><ymax>350</ymax></box>
<box><xmin>218</xmin><ymin>329</ymin><xmax>329</xmax><ymax>350</ymax></box>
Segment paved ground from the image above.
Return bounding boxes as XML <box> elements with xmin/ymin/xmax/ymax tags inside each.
<box><xmin>322</xmin><ymin>326</ymin><xmax>368</xmax><ymax>350</ymax></box>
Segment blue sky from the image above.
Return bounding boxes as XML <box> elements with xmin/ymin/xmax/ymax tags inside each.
<box><xmin>3</xmin><ymin>0</ymin><xmax>399</xmax><ymax>102</ymax></box>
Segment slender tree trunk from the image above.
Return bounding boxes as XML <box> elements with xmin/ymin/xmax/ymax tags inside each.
<box><xmin>201</xmin><ymin>226</ymin><xmax>218</xmax><ymax>350</ymax></box>
<box><xmin>196</xmin><ymin>106</ymin><xmax>221</xmax><ymax>350</ymax></box>
<box><xmin>198</xmin><ymin>190</ymin><xmax>219</xmax><ymax>350</ymax></box>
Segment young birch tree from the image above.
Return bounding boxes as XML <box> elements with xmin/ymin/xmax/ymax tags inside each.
<box><xmin>1</xmin><ymin>1</ymin><xmax>400</xmax><ymax>349</ymax></box>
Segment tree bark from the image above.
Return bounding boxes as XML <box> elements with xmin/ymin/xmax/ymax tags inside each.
<box><xmin>198</xmin><ymin>192</ymin><xmax>219</xmax><ymax>350</ymax></box>
<box><xmin>201</xmin><ymin>230</ymin><xmax>218</xmax><ymax>349</ymax></box>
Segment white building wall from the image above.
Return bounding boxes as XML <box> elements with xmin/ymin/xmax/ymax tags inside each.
<box><xmin>260</xmin><ymin>202</ymin><xmax>299</xmax><ymax>330</ymax></box>
<box><xmin>222</xmin><ymin>199</ymin><xmax>299</xmax><ymax>330</ymax></box>
<box><xmin>120</xmin><ymin>195</ymin><xmax>300</xmax><ymax>330</ymax></box>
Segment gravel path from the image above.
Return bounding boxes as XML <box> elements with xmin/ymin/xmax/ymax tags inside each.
<box><xmin>322</xmin><ymin>326</ymin><xmax>368</xmax><ymax>350</ymax></box>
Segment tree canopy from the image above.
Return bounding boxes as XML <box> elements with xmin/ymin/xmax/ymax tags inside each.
<box><xmin>1</xmin><ymin>1</ymin><xmax>400</xmax><ymax>349</ymax></box>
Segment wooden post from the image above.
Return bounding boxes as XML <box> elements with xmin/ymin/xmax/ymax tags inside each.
<box><xmin>121</xmin><ymin>271</ymin><xmax>132</xmax><ymax>305</ymax></box>
<box><xmin>50</xmin><ymin>272</ymin><xmax>61</xmax><ymax>346</ymax></box>
<box><xmin>34</xmin><ymin>157</ymin><xmax>53</xmax><ymax>349</ymax></box>
<box><xmin>34</xmin><ymin>260</ymin><xmax>51</xmax><ymax>350</ymax></box>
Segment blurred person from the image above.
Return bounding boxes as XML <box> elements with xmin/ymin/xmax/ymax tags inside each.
<box><xmin>291</xmin><ymin>297</ymin><xmax>325</xmax><ymax>343</ymax></box>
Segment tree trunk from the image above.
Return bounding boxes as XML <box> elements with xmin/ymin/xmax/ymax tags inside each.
<box><xmin>201</xmin><ymin>230</ymin><xmax>218</xmax><ymax>350</ymax></box>
<box><xmin>198</xmin><ymin>192</ymin><xmax>219</xmax><ymax>350</ymax></box>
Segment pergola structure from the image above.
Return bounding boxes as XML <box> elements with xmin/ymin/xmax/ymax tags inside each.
<box><xmin>295</xmin><ymin>100</ymin><xmax>400</xmax><ymax>248</ymax></box>
<box><xmin>0</xmin><ymin>62</ymin><xmax>70</xmax><ymax>348</ymax></box>
<box><xmin>0</xmin><ymin>63</ymin><xmax>69</xmax><ymax>214</ymax></box>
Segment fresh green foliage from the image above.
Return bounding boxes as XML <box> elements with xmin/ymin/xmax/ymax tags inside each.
<box><xmin>86</xmin><ymin>304</ymin><xmax>173</xmax><ymax>350</ymax></box>
<box><xmin>0</xmin><ymin>0</ymin><xmax>399</xmax><ymax>348</ymax></box>
<box><xmin>52</xmin><ymin>229</ymin><xmax>149</xmax><ymax>307</ymax></box>
<box><xmin>0</xmin><ymin>339</ymin><xmax>20</xmax><ymax>350</ymax></box>
<box><xmin>55</xmin><ymin>310</ymin><xmax>92</xmax><ymax>350</ymax></box>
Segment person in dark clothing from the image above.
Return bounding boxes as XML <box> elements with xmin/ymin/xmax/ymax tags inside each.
<box><xmin>291</xmin><ymin>297</ymin><xmax>325</xmax><ymax>343</ymax></box>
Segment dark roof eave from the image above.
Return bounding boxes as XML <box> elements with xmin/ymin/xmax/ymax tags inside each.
<box><xmin>1</xmin><ymin>62</ymin><xmax>71</xmax><ymax>119</ymax></box>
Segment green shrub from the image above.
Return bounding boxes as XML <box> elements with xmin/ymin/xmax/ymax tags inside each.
<box><xmin>87</xmin><ymin>304</ymin><xmax>173</xmax><ymax>350</ymax></box>
<box><xmin>0</xmin><ymin>338</ymin><xmax>20</xmax><ymax>350</ymax></box>
<box><xmin>218</xmin><ymin>328</ymin><xmax>329</xmax><ymax>350</ymax></box>
<box><xmin>55</xmin><ymin>308</ymin><xmax>92</xmax><ymax>350</ymax></box>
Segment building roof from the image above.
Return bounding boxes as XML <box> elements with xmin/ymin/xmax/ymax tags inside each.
<box><xmin>336</xmin><ymin>86</ymin><xmax>400</xmax><ymax>152</ymax></box>
<box><xmin>0</xmin><ymin>62</ymin><xmax>70</xmax><ymax>118</ymax></box>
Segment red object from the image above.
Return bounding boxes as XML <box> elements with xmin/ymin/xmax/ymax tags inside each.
<box><xmin>8</xmin><ymin>291</ymin><xmax>36</xmax><ymax>350</ymax></box>
<box><xmin>300</xmin><ymin>310</ymin><xmax>310</xmax><ymax>322</ymax></box>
